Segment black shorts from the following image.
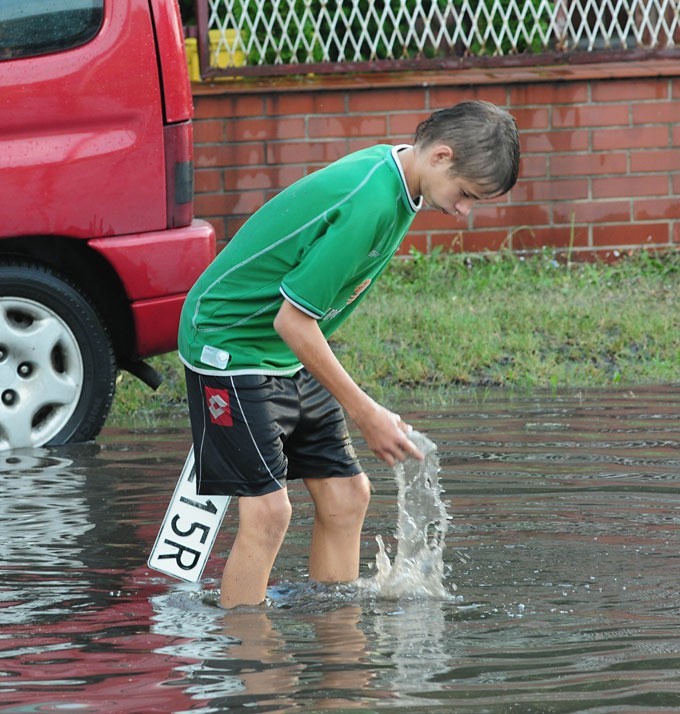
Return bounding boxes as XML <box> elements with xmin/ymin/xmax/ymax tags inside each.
<box><xmin>184</xmin><ymin>367</ymin><xmax>363</xmax><ymax>497</ymax></box>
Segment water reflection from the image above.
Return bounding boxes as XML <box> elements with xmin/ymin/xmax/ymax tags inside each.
<box><xmin>151</xmin><ymin>589</ymin><xmax>379</xmax><ymax>710</ymax></box>
<box><xmin>0</xmin><ymin>386</ymin><xmax>679</xmax><ymax>711</ymax></box>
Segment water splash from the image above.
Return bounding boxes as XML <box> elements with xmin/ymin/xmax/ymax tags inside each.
<box><xmin>361</xmin><ymin>430</ymin><xmax>456</xmax><ymax>600</ymax></box>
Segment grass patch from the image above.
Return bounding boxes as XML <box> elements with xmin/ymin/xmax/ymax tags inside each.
<box><xmin>111</xmin><ymin>249</ymin><xmax>679</xmax><ymax>419</ymax></box>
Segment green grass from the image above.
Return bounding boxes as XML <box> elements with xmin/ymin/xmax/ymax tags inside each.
<box><xmin>110</xmin><ymin>249</ymin><xmax>679</xmax><ymax>419</ymax></box>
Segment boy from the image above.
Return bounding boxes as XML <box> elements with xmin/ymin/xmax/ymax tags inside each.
<box><xmin>178</xmin><ymin>100</ymin><xmax>520</xmax><ymax>608</ymax></box>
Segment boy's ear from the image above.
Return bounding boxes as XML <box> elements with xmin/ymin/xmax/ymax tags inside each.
<box><xmin>430</xmin><ymin>144</ymin><xmax>454</xmax><ymax>166</ymax></box>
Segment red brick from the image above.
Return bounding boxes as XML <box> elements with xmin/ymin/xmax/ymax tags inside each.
<box><xmin>430</xmin><ymin>85</ymin><xmax>507</xmax><ymax>108</ymax></box>
<box><xmin>634</xmin><ymin>198</ymin><xmax>680</xmax><ymax>221</ymax></box>
<box><xmin>195</xmin><ymin>142</ymin><xmax>266</xmax><ymax>169</ymax></box>
<box><xmin>519</xmin><ymin>155</ymin><xmax>548</xmax><ymax>178</ymax></box>
<box><xmin>223</xmin><ymin>166</ymin><xmax>278</xmax><ymax>191</ymax></box>
<box><xmin>454</xmin><ymin>229</ymin><xmax>511</xmax><ymax>252</ymax></box>
<box><xmin>232</xmin><ymin>116</ymin><xmax>306</xmax><ymax>141</ymax></box>
<box><xmin>510</xmin><ymin>83</ymin><xmax>588</xmax><ymax>106</ymax></box>
<box><xmin>193</xmin><ymin>119</ymin><xmax>226</xmax><ymax>143</ymax></box>
<box><xmin>194</xmin><ymin>169</ymin><xmax>222</xmax><ymax>193</ymax></box>
<box><xmin>552</xmin><ymin>104</ymin><xmax>629</xmax><ymax>129</ymax></box>
<box><xmin>309</xmin><ymin>114</ymin><xmax>387</xmax><ymax>138</ymax></box>
<box><xmin>592</xmin><ymin>174</ymin><xmax>668</xmax><ymax>199</ymax></box>
<box><xmin>398</xmin><ymin>233</ymin><xmax>428</xmax><ymax>255</ymax></box>
<box><xmin>427</xmin><ymin>86</ymin><xmax>473</xmax><ymax>108</ymax></box>
<box><xmin>469</xmin><ymin>86</ymin><xmax>508</xmax><ymax>106</ymax></box>
<box><xmin>389</xmin><ymin>111</ymin><xmax>430</xmax><ymax>139</ymax></box>
<box><xmin>311</xmin><ymin>94</ymin><xmax>347</xmax><ymax>114</ymax></box>
<box><xmin>632</xmin><ymin>101</ymin><xmax>680</xmax><ymax>124</ymax></box>
<box><xmin>223</xmin><ymin>189</ymin><xmax>267</xmax><ymax>216</ymax></box>
<box><xmin>267</xmin><ymin>139</ymin><xmax>349</xmax><ymax>165</ymax></box>
<box><xmin>511</xmin><ymin>107</ymin><xmax>550</xmax><ymax>131</ymax></box>
<box><xmin>348</xmin><ymin>137</ymin><xmax>386</xmax><ymax>153</ymax></box>
<box><xmin>194</xmin><ymin>145</ymin><xmax>219</xmax><ymax>168</ymax></box>
<box><xmin>472</xmin><ymin>203</ymin><xmax>550</xmax><ymax>229</ymax></box>
<box><xmin>411</xmin><ymin>206</ymin><xmax>452</xmax><ymax>233</ymax></box>
<box><xmin>230</xmin><ymin>164</ymin><xmax>303</xmax><ymax>194</ymax></box>
<box><xmin>194</xmin><ymin>94</ymin><xmax>264</xmax><ymax>119</ymax></box>
<box><xmin>277</xmin><ymin>164</ymin><xmax>308</xmax><ymax>187</ymax></box>
<box><xmin>631</xmin><ymin>149</ymin><xmax>680</xmax><ymax>173</ymax></box>
<box><xmin>592</xmin><ymin>125</ymin><xmax>670</xmax><ymax>151</ymax></box>
<box><xmin>229</xmin><ymin>118</ymin><xmax>271</xmax><ymax>142</ymax></box>
<box><xmin>592</xmin><ymin>222</ymin><xmax>670</xmax><ymax>246</ymax></box>
<box><xmin>234</xmin><ymin>95</ymin><xmax>269</xmax><ymax>116</ymax></box>
<box><xmin>430</xmin><ymin>230</ymin><xmax>467</xmax><ymax>252</ymax></box>
<box><xmin>511</xmin><ymin>178</ymin><xmax>588</xmax><ymax>202</ymax></box>
<box><xmin>193</xmin><ymin>192</ymin><xmax>231</xmax><ymax>216</ymax></box>
<box><xmin>409</xmin><ymin>208</ymin><xmax>460</xmax><ymax>233</ymax></box>
<box><xmin>551</xmin><ymin>152</ymin><xmax>627</xmax><ymax>176</ymax></box>
<box><xmin>553</xmin><ymin>200</ymin><xmax>631</xmax><ymax>224</ymax></box>
<box><xmin>266</xmin><ymin>93</ymin><xmax>319</xmax><ymax>116</ymax></box>
<box><xmin>520</xmin><ymin>130</ymin><xmax>589</xmax><ymax>153</ymax></box>
<box><xmin>410</xmin><ymin>209</ymin><xmax>436</xmax><ymax>230</ymax></box>
<box><xmin>349</xmin><ymin>89</ymin><xmax>425</xmax><ymax>113</ymax></box>
<box><xmin>209</xmin><ymin>216</ymin><xmax>226</xmax><ymax>243</ymax></box>
<box><xmin>592</xmin><ymin>80</ymin><xmax>669</xmax><ymax>103</ymax></box>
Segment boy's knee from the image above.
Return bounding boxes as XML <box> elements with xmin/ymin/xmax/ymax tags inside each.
<box><xmin>315</xmin><ymin>473</ymin><xmax>371</xmax><ymax>525</ymax></box>
<box><xmin>240</xmin><ymin>490</ymin><xmax>292</xmax><ymax>541</ymax></box>
<box><xmin>350</xmin><ymin>473</ymin><xmax>371</xmax><ymax>513</ymax></box>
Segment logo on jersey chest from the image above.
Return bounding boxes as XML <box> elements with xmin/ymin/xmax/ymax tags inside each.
<box><xmin>321</xmin><ymin>278</ymin><xmax>372</xmax><ymax>321</ymax></box>
<box><xmin>348</xmin><ymin>279</ymin><xmax>372</xmax><ymax>304</ymax></box>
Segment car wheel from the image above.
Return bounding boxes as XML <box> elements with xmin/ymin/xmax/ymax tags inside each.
<box><xmin>0</xmin><ymin>263</ymin><xmax>116</xmax><ymax>451</ymax></box>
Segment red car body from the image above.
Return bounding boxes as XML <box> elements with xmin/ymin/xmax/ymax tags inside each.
<box><xmin>0</xmin><ymin>0</ymin><xmax>216</xmax><ymax>450</ymax></box>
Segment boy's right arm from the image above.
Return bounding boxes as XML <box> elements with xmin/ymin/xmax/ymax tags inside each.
<box><xmin>273</xmin><ymin>299</ymin><xmax>423</xmax><ymax>466</ymax></box>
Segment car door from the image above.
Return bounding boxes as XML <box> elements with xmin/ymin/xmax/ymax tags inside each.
<box><xmin>0</xmin><ymin>0</ymin><xmax>168</xmax><ymax>239</ymax></box>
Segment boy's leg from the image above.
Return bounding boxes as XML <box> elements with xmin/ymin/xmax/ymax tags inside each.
<box><xmin>303</xmin><ymin>473</ymin><xmax>371</xmax><ymax>583</ymax></box>
<box><xmin>221</xmin><ymin>488</ymin><xmax>292</xmax><ymax>608</ymax></box>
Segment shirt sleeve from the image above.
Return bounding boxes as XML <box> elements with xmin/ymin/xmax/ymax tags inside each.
<box><xmin>279</xmin><ymin>197</ymin><xmax>387</xmax><ymax>319</ymax></box>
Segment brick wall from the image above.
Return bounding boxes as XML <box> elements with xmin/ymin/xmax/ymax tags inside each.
<box><xmin>191</xmin><ymin>60</ymin><xmax>680</xmax><ymax>258</ymax></box>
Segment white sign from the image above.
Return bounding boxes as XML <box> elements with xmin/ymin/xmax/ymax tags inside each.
<box><xmin>148</xmin><ymin>448</ymin><xmax>231</xmax><ymax>582</ymax></box>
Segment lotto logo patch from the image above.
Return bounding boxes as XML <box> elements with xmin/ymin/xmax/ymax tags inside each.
<box><xmin>204</xmin><ymin>386</ymin><xmax>233</xmax><ymax>427</ymax></box>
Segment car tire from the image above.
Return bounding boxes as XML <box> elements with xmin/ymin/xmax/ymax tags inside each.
<box><xmin>0</xmin><ymin>263</ymin><xmax>116</xmax><ymax>450</ymax></box>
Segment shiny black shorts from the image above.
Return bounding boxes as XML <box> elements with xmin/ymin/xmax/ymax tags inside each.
<box><xmin>185</xmin><ymin>367</ymin><xmax>363</xmax><ymax>497</ymax></box>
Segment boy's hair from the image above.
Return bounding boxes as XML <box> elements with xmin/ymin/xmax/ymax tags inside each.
<box><xmin>414</xmin><ymin>100</ymin><xmax>520</xmax><ymax>197</ymax></box>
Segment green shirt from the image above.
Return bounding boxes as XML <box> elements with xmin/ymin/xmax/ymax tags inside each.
<box><xmin>178</xmin><ymin>144</ymin><xmax>421</xmax><ymax>376</ymax></box>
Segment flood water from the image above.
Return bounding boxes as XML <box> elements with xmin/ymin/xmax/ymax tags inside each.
<box><xmin>1</xmin><ymin>384</ymin><xmax>680</xmax><ymax>713</ymax></box>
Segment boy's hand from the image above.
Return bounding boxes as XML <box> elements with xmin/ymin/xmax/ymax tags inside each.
<box><xmin>353</xmin><ymin>401</ymin><xmax>424</xmax><ymax>466</ymax></box>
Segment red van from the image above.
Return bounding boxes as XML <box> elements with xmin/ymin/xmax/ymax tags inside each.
<box><xmin>0</xmin><ymin>0</ymin><xmax>216</xmax><ymax>451</ymax></box>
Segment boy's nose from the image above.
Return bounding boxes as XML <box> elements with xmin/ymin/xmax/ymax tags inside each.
<box><xmin>455</xmin><ymin>198</ymin><xmax>474</xmax><ymax>217</ymax></box>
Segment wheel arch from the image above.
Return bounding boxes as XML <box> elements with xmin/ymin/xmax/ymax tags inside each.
<box><xmin>0</xmin><ymin>235</ymin><xmax>136</xmax><ymax>363</ymax></box>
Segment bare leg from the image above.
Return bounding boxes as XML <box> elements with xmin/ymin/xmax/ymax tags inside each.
<box><xmin>304</xmin><ymin>473</ymin><xmax>371</xmax><ymax>583</ymax></box>
<box><xmin>220</xmin><ymin>488</ymin><xmax>292</xmax><ymax>609</ymax></box>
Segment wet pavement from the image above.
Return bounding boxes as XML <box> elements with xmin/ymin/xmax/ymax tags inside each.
<box><xmin>1</xmin><ymin>384</ymin><xmax>680</xmax><ymax>713</ymax></box>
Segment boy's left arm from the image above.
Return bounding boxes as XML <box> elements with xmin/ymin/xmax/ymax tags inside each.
<box><xmin>273</xmin><ymin>300</ymin><xmax>422</xmax><ymax>466</ymax></box>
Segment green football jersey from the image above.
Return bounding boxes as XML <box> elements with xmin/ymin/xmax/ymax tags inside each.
<box><xmin>178</xmin><ymin>144</ymin><xmax>421</xmax><ymax>376</ymax></box>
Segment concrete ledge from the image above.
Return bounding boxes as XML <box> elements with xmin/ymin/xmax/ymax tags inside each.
<box><xmin>191</xmin><ymin>57</ymin><xmax>680</xmax><ymax>95</ymax></box>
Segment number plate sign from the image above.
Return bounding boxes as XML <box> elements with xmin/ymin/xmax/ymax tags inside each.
<box><xmin>148</xmin><ymin>448</ymin><xmax>231</xmax><ymax>582</ymax></box>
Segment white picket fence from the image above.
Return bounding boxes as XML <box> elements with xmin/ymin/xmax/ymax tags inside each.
<box><xmin>204</xmin><ymin>0</ymin><xmax>680</xmax><ymax>69</ymax></box>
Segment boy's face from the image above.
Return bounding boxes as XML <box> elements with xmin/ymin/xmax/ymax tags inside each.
<box><xmin>419</xmin><ymin>145</ymin><xmax>485</xmax><ymax>218</ymax></box>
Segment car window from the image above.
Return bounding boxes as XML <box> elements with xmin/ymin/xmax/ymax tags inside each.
<box><xmin>0</xmin><ymin>0</ymin><xmax>104</xmax><ymax>60</ymax></box>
